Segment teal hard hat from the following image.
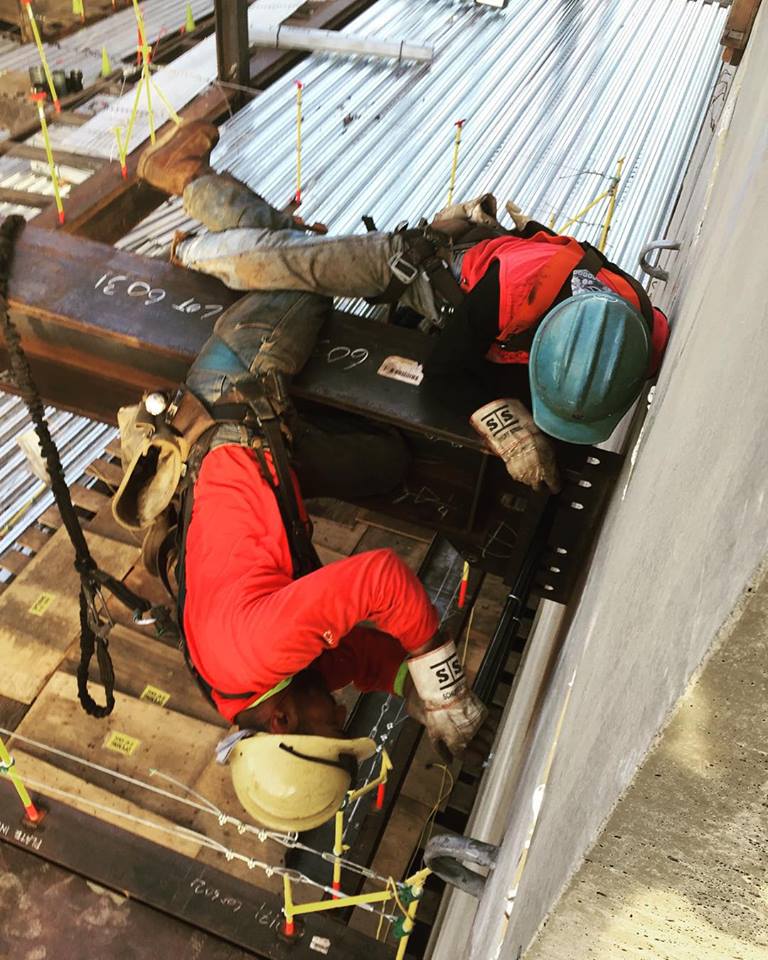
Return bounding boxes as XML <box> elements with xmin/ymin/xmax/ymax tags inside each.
<box><xmin>529</xmin><ymin>292</ymin><xmax>651</xmax><ymax>444</ymax></box>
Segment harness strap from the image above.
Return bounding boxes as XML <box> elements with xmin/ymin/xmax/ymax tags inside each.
<box><xmin>367</xmin><ymin>229</ymin><xmax>465</xmax><ymax>309</ymax></box>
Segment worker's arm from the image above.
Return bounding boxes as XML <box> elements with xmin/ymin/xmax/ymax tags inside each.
<box><xmin>239</xmin><ymin>547</ymin><xmax>440</xmax><ymax>682</ymax></box>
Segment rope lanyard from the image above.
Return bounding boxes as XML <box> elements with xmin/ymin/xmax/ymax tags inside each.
<box><xmin>0</xmin><ymin>216</ymin><xmax>167</xmax><ymax>718</ymax></box>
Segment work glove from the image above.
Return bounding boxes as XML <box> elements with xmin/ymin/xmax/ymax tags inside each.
<box><xmin>470</xmin><ymin>398</ymin><xmax>561</xmax><ymax>494</ymax></box>
<box><xmin>433</xmin><ymin>193</ymin><xmax>501</xmax><ymax>228</ymax></box>
<box><xmin>406</xmin><ymin>639</ymin><xmax>486</xmax><ymax>759</ymax></box>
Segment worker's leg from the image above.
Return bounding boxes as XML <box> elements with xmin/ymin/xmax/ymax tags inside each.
<box><xmin>174</xmin><ymin>227</ymin><xmax>440</xmax><ymax>323</ymax></box>
<box><xmin>182</xmin><ymin>173</ymin><xmax>298</xmax><ymax>233</ymax></box>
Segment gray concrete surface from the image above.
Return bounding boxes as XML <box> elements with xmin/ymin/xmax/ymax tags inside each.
<box><xmin>465</xmin><ymin>4</ymin><xmax>768</xmax><ymax>958</ymax></box>
<box><xmin>524</xmin><ymin>561</ymin><xmax>768</xmax><ymax>960</ymax></box>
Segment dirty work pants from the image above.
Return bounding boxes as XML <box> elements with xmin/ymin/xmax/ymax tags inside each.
<box><xmin>183</xmin><ymin>174</ymin><xmax>409</xmax><ymax>500</ymax></box>
<box><xmin>176</xmin><ymin>173</ymin><xmax>440</xmax><ymax>322</ymax></box>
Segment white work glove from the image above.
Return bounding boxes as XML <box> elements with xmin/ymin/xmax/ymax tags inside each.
<box><xmin>433</xmin><ymin>193</ymin><xmax>501</xmax><ymax>228</ymax></box>
<box><xmin>470</xmin><ymin>399</ymin><xmax>561</xmax><ymax>494</ymax></box>
<box><xmin>407</xmin><ymin>639</ymin><xmax>486</xmax><ymax>759</ymax></box>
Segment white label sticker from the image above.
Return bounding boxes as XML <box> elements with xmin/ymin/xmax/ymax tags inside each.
<box><xmin>377</xmin><ymin>355</ymin><xmax>424</xmax><ymax>386</ymax></box>
<box><xmin>310</xmin><ymin>936</ymin><xmax>331</xmax><ymax>955</ymax></box>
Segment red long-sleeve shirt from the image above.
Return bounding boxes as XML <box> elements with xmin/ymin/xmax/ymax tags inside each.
<box><xmin>183</xmin><ymin>445</ymin><xmax>438</xmax><ymax>722</ymax></box>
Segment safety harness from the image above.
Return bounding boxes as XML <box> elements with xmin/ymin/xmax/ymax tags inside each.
<box><xmin>365</xmin><ymin>216</ymin><xmax>656</xmax><ymax>343</ymax></box>
<box><xmin>172</xmin><ymin>373</ymin><xmax>320</xmax><ymax>711</ymax></box>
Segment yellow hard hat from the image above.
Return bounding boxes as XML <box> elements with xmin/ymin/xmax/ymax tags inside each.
<box><xmin>229</xmin><ymin>734</ymin><xmax>376</xmax><ymax>832</ymax></box>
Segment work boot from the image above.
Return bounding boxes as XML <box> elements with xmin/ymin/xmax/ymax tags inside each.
<box><xmin>137</xmin><ymin>120</ymin><xmax>220</xmax><ymax>196</ymax></box>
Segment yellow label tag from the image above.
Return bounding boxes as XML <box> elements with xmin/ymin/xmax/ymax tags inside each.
<box><xmin>103</xmin><ymin>731</ymin><xmax>140</xmax><ymax>756</ymax></box>
<box><xmin>28</xmin><ymin>592</ymin><xmax>54</xmax><ymax>617</ymax></box>
<box><xmin>140</xmin><ymin>684</ymin><xmax>170</xmax><ymax>707</ymax></box>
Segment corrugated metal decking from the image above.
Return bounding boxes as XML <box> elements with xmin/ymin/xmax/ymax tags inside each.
<box><xmin>117</xmin><ymin>0</ymin><xmax>728</xmax><ymax>283</ymax></box>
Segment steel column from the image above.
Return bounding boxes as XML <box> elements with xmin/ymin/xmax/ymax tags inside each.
<box><xmin>215</xmin><ymin>0</ymin><xmax>250</xmax><ymax>105</ymax></box>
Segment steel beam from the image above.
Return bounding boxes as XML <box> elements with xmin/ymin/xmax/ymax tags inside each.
<box><xmin>0</xmin><ymin>782</ymin><xmax>397</xmax><ymax>960</ymax></box>
<box><xmin>215</xmin><ymin>0</ymin><xmax>250</xmax><ymax>106</ymax></box>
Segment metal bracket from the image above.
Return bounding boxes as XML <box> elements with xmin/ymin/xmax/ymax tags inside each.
<box><xmin>424</xmin><ymin>834</ymin><xmax>498</xmax><ymax>898</ymax></box>
<box><xmin>639</xmin><ymin>239</ymin><xmax>681</xmax><ymax>281</ymax></box>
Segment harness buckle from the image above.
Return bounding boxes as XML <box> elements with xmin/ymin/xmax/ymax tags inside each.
<box><xmin>388</xmin><ymin>253</ymin><xmax>419</xmax><ymax>286</ymax></box>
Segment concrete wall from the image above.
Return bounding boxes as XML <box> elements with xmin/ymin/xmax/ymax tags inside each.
<box><xmin>467</xmin><ymin>5</ymin><xmax>768</xmax><ymax>957</ymax></box>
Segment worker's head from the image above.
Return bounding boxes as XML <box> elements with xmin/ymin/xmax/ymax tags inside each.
<box><xmin>224</xmin><ymin>670</ymin><xmax>376</xmax><ymax>831</ymax></box>
<box><xmin>236</xmin><ymin>669</ymin><xmax>348</xmax><ymax>738</ymax></box>
<box><xmin>529</xmin><ymin>292</ymin><xmax>651</xmax><ymax>444</ymax></box>
<box><xmin>225</xmin><ymin>730</ymin><xmax>376</xmax><ymax>832</ymax></box>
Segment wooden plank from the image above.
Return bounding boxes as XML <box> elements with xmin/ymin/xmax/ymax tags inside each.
<box><xmin>53</xmin><ymin>111</ymin><xmax>88</xmax><ymax>127</ymax></box>
<box><xmin>0</xmin><ymin>694</ymin><xmax>28</xmax><ymax>731</ymax></box>
<box><xmin>86</xmin><ymin>499</ymin><xmax>142</xmax><ymax>546</ymax></box>
<box><xmin>356</xmin><ymin>509</ymin><xmax>434</xmax><ymax>544</ymax></box>
<box><xmin>0</xmin><ymin>188</ymin><xmax>50</xmax><ymax>209</ymax></box>
<box><xmin>69</xmin><ymin>482</ymin><xmax>110</xmax><ymax>514</ymax></box>
<box><xmin>2</xmin><ymin>143</ymin><xmax>106</xmax><ymax>170</ymax></box>
<box><xmin>187</xmin><ymin>759</ymin><xmax>291</xmax><ymax>895</ymax></box>
<box><xmin>15</xmin><ymin>526</ymin><xmax>52</xmax><ymax>554</ymax></box>
<box><xmin>84</xmin><ymin>457</ymin><xmax>123</xmax><ymax>491</ymax></box>
<box><xmin>353</xmin><ymin>526</ymin><xmax>430</xmax><ymax>573</ymax></box>
<box><xmin>61</xmin><ymin>623</ymin><xmax>228</xmax><ymax>729</ymax></box>
<box><xmin>720</xmin><ymin>0</ymin><xmax>762</xmax><ymax>49</ymax></box>
<box><xmin>0</xmin><ymin>547</ymin><xmax>32</xmax><ymax>577</ymax></box>
<box><xmin>10</xmin><ymin>750</ymin><xmax>202</xmax><ymax>859</ymax></box>
<box><xmin>14</xmin><ymin>672</ymin><xmax>223</xmax><ymax>829</ymax></box>
<box><xmin>0</xmin><ymin>527</ymin><xmax>137</xmax><ymax>702</ymax></box>
<box><xmin>36</xmin><ymin>504</ymin><xmax>62</xmax><ymax>530</ymax></box>
<box><xmin>310</xmin><ymin>515</ymin><xmax>367</xmax><ymax>556</ymax></box>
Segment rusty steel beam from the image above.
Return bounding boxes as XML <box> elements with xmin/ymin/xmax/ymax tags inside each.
<box><xmin>0</xmin><ymin>226</ymin><xmax>486</xmax><ymax>454</ymax></box>
<box><xmin>1</xmin><ymin>226</ymin><xmax>235</xmax><ymax>420</ymax></box>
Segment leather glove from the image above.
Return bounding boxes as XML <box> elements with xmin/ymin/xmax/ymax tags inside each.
<box><xmin>470</xmin><ymin>399</ymin><xmax>561</xmax><ymax>494</ymax></box>
<box><xmin>433</xmin><ymin>193</ymin><xmax>500</xmax><ymax>228</ymax></box>
<box><xmin>407</xmin><ymin>639</ymin><xmax>486</xmax><ymax>758</ymax></box>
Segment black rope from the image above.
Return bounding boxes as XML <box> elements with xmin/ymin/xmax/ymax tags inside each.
<box><xmin>0</xmin><ymin>216</ymin><xmax>158</xmax><ymax>717</ymax></box>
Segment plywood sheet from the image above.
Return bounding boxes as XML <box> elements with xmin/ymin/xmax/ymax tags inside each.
<box><xmin>14</xmin><ymin>672</ymin><xmax>222</xmax><ymax>829</ymax></box>
<box><xmin>10</xmin><ymin>750</ymin><xmax>202</xmax><ymax>859</ymax></box>
<box><xmin>62</xmin><ymin>623</ymin><xmax>227</xmax><ymax>728</ymax></box>
<box><xmin>0</xmin><ymin>528</ymin><xmax>138</xmax><ymax>702</ymax></box>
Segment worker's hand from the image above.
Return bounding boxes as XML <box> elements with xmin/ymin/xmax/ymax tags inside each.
<box><xmin>406</xmin><ymin>639</ymin><xmax>487</xmax><ymax>759</ymax></box>
<box><xmin>470</xmin><ymin>399</ymin><xmax>561</xmax><ymax>495</ymax></box>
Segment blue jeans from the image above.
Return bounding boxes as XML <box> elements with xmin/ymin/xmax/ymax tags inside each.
<box><xmin>184</xmin><ymin>175</ymin><xmax>408</xmax><ymax>499</ymax></box>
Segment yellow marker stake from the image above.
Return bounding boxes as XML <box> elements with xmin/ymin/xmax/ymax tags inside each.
<box><xmin>132</xmin><ymin>1</ymin><xmax>156</xmax><ymax>143</ymax></box>
<box><xmin>0</xmin><ymin>738</ymin><xmax>43</xmax><ymax>823</ymax></box>
<box><xmin>22</xmin><ymin>1</ymin><xmax>61</xmax><ymax>112</ymax></box>
<box><xmin>150</xmin><ymin>78</ymin><xmax>181</xmax><ymax>126</ymax></box>
<box><xmin>184</xmin><ymin>1</ymin><xmax>195</xmax><ymax>33</ymax></box>
<box><xmin>101</xmin><ymin>46</ymin><xmax>112</xmax><ymax>78</ymax></box>
<box><xmin>113</xmin><ymin>126</ymin><xmax>128</xmax><ymax>178</ymax></box>
<box><xmin>598</xmin><ymin>156</ymin><xmax>625</xmax><ymax>253</ymax></box>
<box><xmin>32</xmin><ymin>93</ymin><xmax>64</xmax><ymax>224</ymax></box>
<box><xmin>446</xmin><ymin>119</ymin><xmax>466</xmax><ymax>207</ymax></box>
<box><xmin>282</xmin><ymin>874</ymin><xmax>296</xmax><ymax>937</ymax></box>
<box><xmin>294</xmin><ymin>80</ymin><xmax>303</xmax><ymax>205</ymax></box>
<box><xmin>332</xmin><ymin>809</ymin><xmax>344</xmax><ymax>894</ymax></box>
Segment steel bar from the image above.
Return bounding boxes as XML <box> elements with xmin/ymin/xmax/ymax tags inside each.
<box><xmin>215</xmin><ymin>0</ymin><xmax>250</xmax><ymax>105</ymax></box>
